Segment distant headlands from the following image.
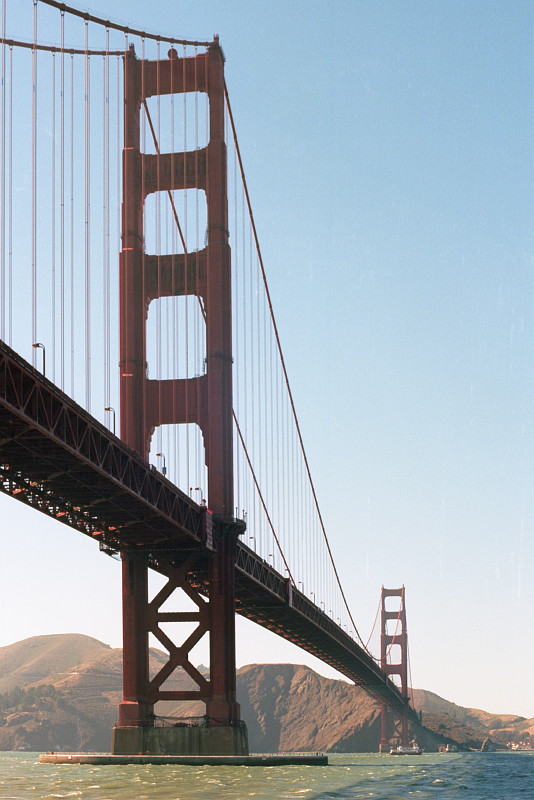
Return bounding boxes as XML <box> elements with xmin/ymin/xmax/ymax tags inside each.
<box><xmin>1</xmin><ymin>634</ymin><xmax>532</xmax><ymax>753</ymax></box>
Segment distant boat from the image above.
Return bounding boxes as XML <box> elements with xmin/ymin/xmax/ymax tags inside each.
<box><xmin>390</xmin><ymin>743</ymin><xmax>423</xmax><ymax>755</ymax></box>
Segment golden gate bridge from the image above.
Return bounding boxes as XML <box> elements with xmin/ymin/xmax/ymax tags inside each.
<box><xmin>0</xmin><ymin>0</ymin><xmax>417</xmax><ymax>755</ymax></box>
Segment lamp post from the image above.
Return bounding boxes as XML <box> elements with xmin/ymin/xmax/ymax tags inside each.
<box><xmin>104</xmin><ymin>406</ymin><xmax>116</xmax><ymax>435</ymax></box>
<box><xmin>156</xmin><ymin>452</ymin><xmax>167</xmax><ymax>475</ymax></box>
<box><xmin>32</xmin><ymin>342</ymin><xmax>45</xmax><ymax>376</ymax></box>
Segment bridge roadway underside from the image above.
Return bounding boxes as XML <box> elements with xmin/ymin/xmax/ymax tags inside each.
<box><xmin>0</xmin><ymin>340</ymin><xmax>410</xmax><ymax>717</ymax></box>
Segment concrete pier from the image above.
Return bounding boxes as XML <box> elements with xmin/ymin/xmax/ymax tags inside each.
<box><xmin>112</xmin><ymin>722</ymin><xmax>248</xmax><ymax>757</ymax></box>
<box><xmin>39</xmin><ymin>752</ymin><xmax>328</xmax><ymax>766</ymax></box>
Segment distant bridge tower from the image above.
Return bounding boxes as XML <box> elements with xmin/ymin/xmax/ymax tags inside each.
<box><xmin>115</xmin><ymin>38</ymin><xmax>247</xmax><ymax>756</ymax></box>
<box><xmin>379</xmin><ymin>586</ymin><xmax>409</xmax><ymax>752</ymax></box>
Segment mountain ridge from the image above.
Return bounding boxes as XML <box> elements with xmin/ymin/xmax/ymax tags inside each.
<box><xmin>1</xmin><ymin>635</ymin><xmax>532</xmax><ymax>752</ymax></box>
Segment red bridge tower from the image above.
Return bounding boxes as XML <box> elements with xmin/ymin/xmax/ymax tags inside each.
<box><xmin>379</xmin><ymin>586</ymin><xmax>410</xmax><ymax>752</ymax></box>
<box><xmin>113</xmin><ymin>39</ymin><xmax>247</xmax><ymax>756</ymax></box>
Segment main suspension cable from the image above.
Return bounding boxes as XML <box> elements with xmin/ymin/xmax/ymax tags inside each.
<box><xmin>233</xmin><ymin>411</ymin><xmax>295</xmax><ymax>584</ymax></box>
<box><xmin>224</xmin><ymin>81</ymin><xmax>368</xmax><ymax>652</ymax></box>
<box><xmin>365</xmin><ymin>591</ymin><xmax>382</xmax><ymax>650</ymax></box>
<box><xmin>37</xmin><ymin>0</ymin><xmax>211</xmax><ymax>47</ymax></box>
<box><xmin>0</xmin><ymin>36</ymin><xmax>123</xmax><ymax>55</ymax></box>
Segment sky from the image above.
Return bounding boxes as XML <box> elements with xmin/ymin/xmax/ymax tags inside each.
<box><xmin>0</xmin><ymin>0</ymin><xmax>533</xmax><ymax>720</ymax></box>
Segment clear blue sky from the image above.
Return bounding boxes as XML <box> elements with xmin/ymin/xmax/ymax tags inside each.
<box><xmin>1</xmin><ymin>0</ymin><xmax>532</xmax><ymax>719</ymax></box>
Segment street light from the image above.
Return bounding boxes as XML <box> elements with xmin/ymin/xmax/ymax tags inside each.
<box><xmin>104</xmin><ymin>406</ymin><xmax>116</xmax><ymax>435</ymax></box>
<box><xmin>156</xmin><ymin>452</ymin><xmax>167</xmax><ymax>475</ymax></box>
<box><xmin>32</xmin><ymin>342</ymin><xmax>45</xmax><ymax>376</ymax></box>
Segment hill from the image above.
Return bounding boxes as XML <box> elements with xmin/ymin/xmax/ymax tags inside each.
<box><xmin>411</xmin><ymin>689</ymin><xmax>534</xmax><ymax>750</ymax></box>
<box><xmin>0</xmin><ymin>634</ymin><xmax>111</xmax><ymax>692</ymax></box>
<box><xmin>0</xmin><ymin>635</ymin><xmax>531</xmax><ymax>752</ymax></box>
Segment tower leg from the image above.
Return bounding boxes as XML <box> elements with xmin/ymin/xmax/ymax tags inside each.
<box><xmin>118</xmin><ymin>554</ymin><xmax>151</xmax><ymax>728</ymax></box>
<box><xmin>379</xmin><ymin>703</ymin><xmax>388</xmax><ymax>753</ymax></box>
<box><xmin>207</xmin><ymin>534</ymin><xmax>240</xmax><ymax>724</ymax></box>
<box><xmin>401</xmin><ymin>706</ymin><xmax>409</xmax><ymax>747</ymax></box>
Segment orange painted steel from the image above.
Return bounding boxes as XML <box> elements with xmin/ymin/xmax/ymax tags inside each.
<box><xmin>119</xmin><ymin>40</ymin><xmax>240</xmax><ymax>730</ymax></box>
<box><xmin>380</xmin><ymin>586</ymin><xmax>410</xmax><ymax>749</ymax></box>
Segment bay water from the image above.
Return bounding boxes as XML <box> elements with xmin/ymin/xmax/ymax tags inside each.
<box><xmin>1</xmin><ymin>751</ymin><xmax>532</xmax><ymax>799</ymax></box>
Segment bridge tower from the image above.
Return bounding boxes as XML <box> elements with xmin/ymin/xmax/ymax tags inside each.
<box><xmin>379</xmin><ymin>586</ymin><xmax>410</xmax><ymax>752</ymax></box>
<box><xmin>113</xmin><ymin>39</ymin><xmax>247</xmax><ymax>755</ymax></box>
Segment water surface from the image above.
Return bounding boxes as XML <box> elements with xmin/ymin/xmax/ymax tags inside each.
<box><xmin>1</xmin><ymin>751</ymin><xmax>532</xmax><ymax>799</ymax></box>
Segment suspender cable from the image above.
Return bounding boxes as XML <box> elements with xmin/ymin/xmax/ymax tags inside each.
<box><xmin>116</xmin><ymin>54</ymin><xmax>120</xmax><ymax>409</ymax></box>
<box><xmin>139</xmin><ymin>37</ymin><xmax>146</xmax><ymax>453</ymax></box>
<box><xmin>263</xmin><ymin>279</ymin><xmax>269</xmax><ymax>555</ymax></box>
<box><xmin>84</xmin><ymin>19</ymin><xmax>91</xmax><ymax>410</ymax></box>
<box><xmin>234</xmin><ymin>145</ymin><xmax>242</xmax><ymax>519</ymax></box>
<box><xmin>155</xmin><ymin>39</ymin><xmax>161</xmax><ymax>459</ymax></box>
<box><xmin>163</xmin><ymin>50</ymin><xmax>170</xmax><ymax>478</ymax></box>
<box><xmin>194</xmin><ymin>48</ymin><xmax>200</xmax><ymax>485</ymax></box>
<box><xmin>170</xmin><ymin>45</ymin><xmax>177</xmax><ymax>484</ymax></box>
<box><xmin>1</xmin><ymin>0</ymin><xmax>5</xmax><ymax>341</ymax></box>
<box><xmin>69</xmin><ymin>51</ymin><xmax>74</xmax><ymax>395</ymax></box>
<box><xmin>60</xmin><ymin>10</ymin><xmax>65</xmax><ymax>388</ymax></box>
<box><xmin>103</xmin><ymin>28</ymin><xmax>110</xmax><ymax>412</ymax></box>
<box><xmin>241</xmin><ymin>183</ymin><xmax>247</xmax><ymax>491</ymax></box>
<box><xmin>183</xmin><ymin>45</ymin><xmax>189</xmax><ymax>490</ymax></box>
<box><xmin>51</xmin><ymin>51</ymin><xmax>56</xmax><ymax>382</ymax></box>
<box><xmin>7</xmin><ymin>43</ymin><xmax>11</xmax><ymax>344</ymax></box>
<box><xmin>31</xmin><ymin>0</ymin><xmax>37</xmax><ymax>366</ymax></box>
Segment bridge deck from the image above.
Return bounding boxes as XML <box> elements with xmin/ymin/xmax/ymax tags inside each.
<box><xmin>0</xmin><ymin>339</ymin><xmax>410</xmax><ymax>716</ymax></box>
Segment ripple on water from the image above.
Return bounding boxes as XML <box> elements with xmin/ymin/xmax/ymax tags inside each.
<box><xmin>1</xmin><ymin>751</ymin><xmax>533</xmax><ymax>800</ymax></box>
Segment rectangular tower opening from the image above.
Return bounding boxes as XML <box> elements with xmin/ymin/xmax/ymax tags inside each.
<box><xmin>144</xmin><ymin>188</ymin><xmax>207</xmax><ymax>256</ymax></box>
<box><xmin>142</xmin><ymin>91</ymin><xmax>209</xmax><ymax>155</ymax></box>
<box><xmin>149</xmin><ymin>422</ymin><xmax>208</xmax><ymax>505</ymax></box>
<box><xmin>146</xmin><ymin>295</ymin><xmax>206</xmax><ymax>381</ymax></box>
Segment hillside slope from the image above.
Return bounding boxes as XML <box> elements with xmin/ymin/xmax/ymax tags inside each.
<box><xmin>0</xmin><ymin>634</ymin><xmax>111</xmax><ymax>692</ymax></box>
<box><xmin>411</xmin><ymin>689</ymin><xmax>533</xmax><ymax>749</ymax></box>
<box><xmin>0</xmin><ymin>635</ymin><xmax>531</xmax><ymax>752</ymax></box>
